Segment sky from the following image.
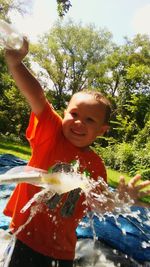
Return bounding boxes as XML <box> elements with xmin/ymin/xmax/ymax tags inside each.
<box><xmin>9</xmin><ymin>0</ymin><xmax>150</xmax><ymax>45</ymax></box>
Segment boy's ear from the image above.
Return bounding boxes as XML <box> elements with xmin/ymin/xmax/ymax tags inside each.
<box><xmin>98</xmin><ymin>125</ymin><xmax>110</xmax><ymax>136</ymax></box>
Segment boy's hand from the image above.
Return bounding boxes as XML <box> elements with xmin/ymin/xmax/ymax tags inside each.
<box><xmin>5</xmin><ymin>37</ymin><xmax>29</xmax><ymax>68</ymax></box>
<box><xmin>87</xmin><ymin>178</ymin><xmax>115</xmax><ymax>213</ymax></box>
<box><xmin>88</xmin><ymin>174</ymin><xmax>150</xmax><ymax>214</ymax></box>
<box><xmin>118</xmin><ymin>174</ymin><xmax>150</xmax><ymax>207</ymax></box>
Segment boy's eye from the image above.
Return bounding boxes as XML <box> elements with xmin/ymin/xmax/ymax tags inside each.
<box><xmin>71</xmin><ymin>112</ymin><xmax>78</xmax><ymax>118</ymax></box>
<box><xmin>86</xmin><ymin>117</ymin><xmax>95</xmax><ymax>123</ymax></box>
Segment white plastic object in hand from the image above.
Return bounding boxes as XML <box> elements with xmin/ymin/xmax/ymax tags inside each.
<box><xmin>0</xmin><ymin>166</ymin><xmax>91</xmax><ymax>194</ymax></box>
<box><xmin>0</xmin><ymin>19</ymin><xmax>23</xmax><ymax>50</ymax></box>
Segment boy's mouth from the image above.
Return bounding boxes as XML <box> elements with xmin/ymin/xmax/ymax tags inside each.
<box><xmin>71</xmin><ymin>129</ymin><xmax>85</xmax><ymax>136</ymax></box>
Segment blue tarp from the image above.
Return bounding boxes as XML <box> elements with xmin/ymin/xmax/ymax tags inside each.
<box><xmin>76</xmin><ymin>208</ymin><xmax>150</xmax><ymax>262</ymax></box>
<box><xmin>0</xmin><ymin>154</ymin><xmax>150</xmax><ymax>263</ymax></box>
<box><xmin>0</xmin><ymin>153</ymin><xmax>27</xmax><ymax>174</ymax></box>
<box><xmin>0</xmin><ymin>154</ymin><xmax>27</xmax><ymax>229</ymax></box>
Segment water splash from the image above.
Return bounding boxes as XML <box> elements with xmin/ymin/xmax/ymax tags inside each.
<box><xmin>1</xmin><ymin>165</ymin><xmax>150</xmax><ymax>266</ymax></box>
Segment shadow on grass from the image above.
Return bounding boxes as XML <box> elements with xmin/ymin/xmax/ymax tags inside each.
<box><xmin>0</xmin><ymin>142</ymin><xmax>31</xmax><ymax>155</ymax></box>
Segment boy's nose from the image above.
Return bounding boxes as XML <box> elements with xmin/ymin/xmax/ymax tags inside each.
<box><xmin>74</xmin><ymin>119</ymin><xmax>85</xmax><ymax>128</ymax></box>
<box><xmin>75</xmin><ymin>119</ymin><xmax>83</xmax><ymax>124</ymax></box>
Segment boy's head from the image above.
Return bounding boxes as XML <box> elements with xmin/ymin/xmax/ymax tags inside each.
<box><xmin>62</xmin><ymin>90</ymin><xmax>111</xmax><ymax>149</ymax></box>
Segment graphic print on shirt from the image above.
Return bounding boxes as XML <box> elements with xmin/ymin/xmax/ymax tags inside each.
<box><xmin>46</xmin><ymin>193</ymin><xmax>62</xmax><ymax>209</ymax></box>
<box><xmin>61</xmin><ymin>188</ymin><xmax>81</xmax><ymax>217</ymax></box>
<box><xmin>46</xmin><ymin>188</ymin><xmax>81</xmax><ymax>217</ymax></box>
<box><xmin>46</xmin><ymin>160</ymin><xmax>89</xmax><ymax>217</ymax></box>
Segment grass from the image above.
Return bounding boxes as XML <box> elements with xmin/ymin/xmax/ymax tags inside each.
<box><xmin>107</xmin><ymin>168</ymin><xmax>131</xmax><ymax>187</ymax></box>
<box><xmin>0</xmin><ymin>136</ymin><xmax>31</xmax><ymax>161</ymax></box>
<box><xmin>107</xmin><ymin>168</ymin><xmax>150</xmax><ymax>204</ymax></box>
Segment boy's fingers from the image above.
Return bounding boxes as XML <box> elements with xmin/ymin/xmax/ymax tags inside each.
<box><xmin>119</xmin><ymin>175</ymin><xmax>126</xmax><ymax>186</ymax></box>
<box><xmin>23</xmin><ymin>35</ymin><xmax>28</xmax><ymax>41</ymax></box>
<box><xmin>128</xmin><ymin>174</ymin><xmax>141</xmax><ymax>187</ymax></box>
<box><xmin>138</xmin><ymin>190</ymin><xmax>150</xmax><ymax>198</ymax></box>
<box><xmin>136</xmin><ymin>180</ymin><xmax>150</xmax><ymax>191</ymax></box>
<box><xmin>23</xmin><ymin>36</ymin><xmax>29</xmax><ymax>47</ymax></box>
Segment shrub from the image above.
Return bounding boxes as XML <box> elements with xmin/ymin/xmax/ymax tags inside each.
<box><xmin>94</xmin><ymin>139</ymin><xmax>149</xmax><ymax>176</ymax></box>
<box><xmin>141</xmin><ymin>169</ymin><xmax>150</xmax><ymax>181</ymax></box>
<box><xmin>93</xmin><ymin>143</ymin><xmax>116</xmax><ymax>169</ymax></box>
<box><xmin>114</xmin><ymin>143</ymin><xmax>134</xmax><ymax>172</ymax></box>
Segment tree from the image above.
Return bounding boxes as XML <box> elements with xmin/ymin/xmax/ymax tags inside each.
<box><xmin>89</xmin><ymin>34</ymin><xmax>150</xmax><ymax>142</ymax></box>
<box><xmin>30</xmin><ymin>20</ymin><xmax>113</xmax><ymax>109</ymax></box>
<box><xmin>0</xmin><ymin>0</ymin><xmax>29</xmax><ymax>21</ymax></box>
<box><xmin>89</xmin><ymin>34</ymin><xmax>150</xmax><ymax>96</ymax></box>
<box><xmin>56</xmin><ymin>0</ymin><xmax>72</xmax><ymax>17</ymax></box>
<box><xmin>0</xmin><ymin>0</ymin><xmax>31</xmax><ymax>140</ymax></box>
<box><xmin>0</xmin><ymin>50</ymin><xmax>30</xmax><ymax>139</ymax></box>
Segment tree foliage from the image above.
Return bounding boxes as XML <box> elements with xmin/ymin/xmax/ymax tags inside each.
<box><xmin>30</xmin><ymin>20</ymin><xmax>113</xmax><ymax>109</ymax></box>
<box><xmin>0</xmin><ymin>0</ymin><xmax>29</xmax><ymax>20</ymax></box>
<box><xmin>56</xmin><ymin>0</ymin><xmax>72</xmax><ymax>17</ymax></box>
<box><xmin>0</xmin><ymin>0</ymin><xmax>30</xmax><ymax>141</ymax></box>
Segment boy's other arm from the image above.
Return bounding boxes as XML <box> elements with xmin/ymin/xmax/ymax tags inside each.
<box><xmin>5</xmin><ymin>38</ymin><xmax>47</xmax><ymax>116</ymax></box>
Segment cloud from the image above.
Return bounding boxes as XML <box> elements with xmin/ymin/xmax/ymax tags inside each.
<box><xmin>132</xmin><ymin>4</ymin><xmax>150</xmax><ymax>36</ymax></box>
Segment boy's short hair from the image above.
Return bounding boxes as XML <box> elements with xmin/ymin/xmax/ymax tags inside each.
<box><xmin>73</xmin><ymin>89</ymin><xmax>112</xmax><ymax>124</ymax></box>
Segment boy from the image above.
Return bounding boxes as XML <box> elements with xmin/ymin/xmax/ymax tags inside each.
<box><xmin>3</xmin><ymin>39</ymin><xmax>150</xmax><ymax>267</ymax></box>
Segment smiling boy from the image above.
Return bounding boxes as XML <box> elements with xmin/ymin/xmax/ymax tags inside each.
<box><xmin>62</xmin><ymin>92</ymin><xmax>109</xmax><ymax>148</ymax></box>
<box><xmin>4</xmin><ymin>39</ymin><xmax>111</xmax><ymax>267</ymax></box>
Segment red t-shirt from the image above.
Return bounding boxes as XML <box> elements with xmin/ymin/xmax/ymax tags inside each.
<box><xmin>4</xmin><ymin>101</ymin><xmax>107</xmax><ymax>260</ymax></box>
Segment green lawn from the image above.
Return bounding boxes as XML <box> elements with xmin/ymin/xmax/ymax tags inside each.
<box><xmin>0</xmin><ymin>137</ymin><xmax>31</xmax><ymax>161</ymax></box>
<box><xmin>107</xmin><ymin>168</ymin><xmax>150</xmax><ymax>204</ymax></box>
<box><xmin>107</xmin><ymin>168</ymin><xmax>131</xmax><ymax>187</ymax></box>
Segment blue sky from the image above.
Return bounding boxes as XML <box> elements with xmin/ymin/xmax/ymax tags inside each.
<box><xmin>10</xmin><ymin>0</ymin><xmax>150</xmax><ymax>44</ymax></box>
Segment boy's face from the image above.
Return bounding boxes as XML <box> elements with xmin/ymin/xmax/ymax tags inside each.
<box><xmin>62</xmin><ymin>93</ymin><xmax>109</xmax><ymax>149</ymax></box>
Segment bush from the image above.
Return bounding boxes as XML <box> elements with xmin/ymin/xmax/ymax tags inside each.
<box><xmin>93</xmin><ymin>143</ymin><xmax>116</xmax><ymax>168</ymax></box>
<box><xmin>141</xmin><ymin>169</ymin><xmax>150</xmax><ymax>181</ymax></box>
<box><xmin>94</xmin><ymin>139</ymin><xmax>149</xmax><ymax>176</ymax></box>
<box><xmin>129</xmin><ymin>139</ymin><xmax>150</xmax><ymax>176</ymax></box>
<box><xmin>134</xmin><ymin>119</ymin><xmax>150</xmax><ymax>148</ymax></box>
<box><xmin>114</xmin><ymin>143</ymin><xmax>134</xmax><ymax>172</ymax></box>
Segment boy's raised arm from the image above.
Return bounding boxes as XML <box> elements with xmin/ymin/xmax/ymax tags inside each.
<box><xmin>5</xmin><ymin>38</ymin><xmax>47</xmax><ymax>116</ymax></box>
